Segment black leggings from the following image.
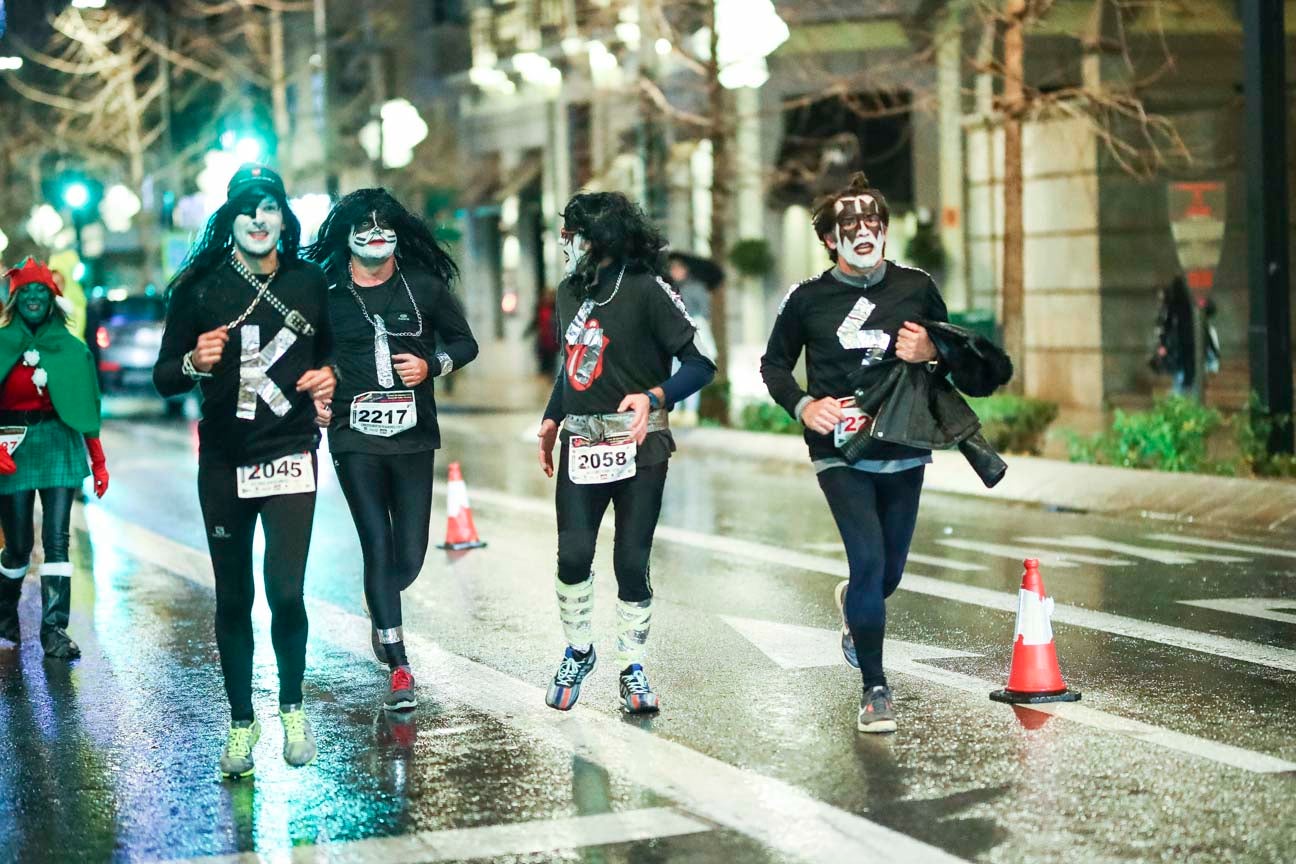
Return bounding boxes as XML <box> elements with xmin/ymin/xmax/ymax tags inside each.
<box><xmin>332</xmin><ymin>450</ymin><xmax>435</xmax><ymax>634</ymax></box>
<box><xmin>816</xmin><ymin>465</ymin><xmax>925</xmax><ymax>690</ymax></box>
<box><xmin>0</xmin><ymin>487</ymin><xmax>75</xmax><ymax>568</ymax></box>
<box><xmin>555</xmin><ymin>441</ymin><xmax>667</xmax><ymax>602</ymax></box>
<box><xmin>198</xmin><ymin>458</ymin><xmax>317</xmax><ymax>721</ymax></box>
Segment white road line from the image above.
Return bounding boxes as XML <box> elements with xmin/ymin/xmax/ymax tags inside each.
<box><xmin>1017</xmin><ymin>535</ymin><xmax>1249</xmax><ymax>565</ymax></box>
<box><xmin>164</xmin><ymin>807</ymin><xmax>711</xmax><ymax>864</ymax></box>
<box><xmin>935</xmin><ymin>539</ymin><xmax>1132</xmax><ymax>568</ymax></box>
<box><xmin>720</xmin><ymin>616</ymin><xmax>1296</xmax><ymax>775</ymax></box>
<box><xmin>1148</xmin><ymin>533</ymin><xmax>1296</xmax><ymax>560</ymax></box>
<box><xmin>1180</xmin><ymin>598</ymin><xmax>1296</xmax><ymax>626</ymax></box>
<box><xmin>80</xmin><ymin>505</ymin><xmax>968</xmax><ymax>864</ymax></box>
<box><xmin>457</xmin><ymin>487</ymin><xmax>1296</xmax><ymax>674</ymax></box>
<box><xmin>904</xmin><ymin>552</ymin><xmax>988</xmax><ymax>572</ymax></box>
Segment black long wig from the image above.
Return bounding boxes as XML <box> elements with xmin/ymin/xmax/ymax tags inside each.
<box><xmin>168</xmin><ymin>186</ymin><xmax>303</xmax><ymax>296</ymax></box>
<box><xmin>303</xmin><ymin>188</ymin><xmax>459</xmax><ymax>287</ymax></box>
<box><xmin>561</xmin><ymin>191</ymin><xmax>667</xmax><ymax>298</ymax></box>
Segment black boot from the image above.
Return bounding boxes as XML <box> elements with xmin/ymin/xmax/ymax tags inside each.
<box><xmin>40</xmin><ymin>567</ymin><xmax>80</xmax><ymax>660</ymax></box>
<box><xmin>0</xmin><ymin>574</ymin><xmax>22</xmax><ymax>644</ymax></box>
<box><xmin>0</xmin><ymin>551</ymin><xmax>28</xmax><ymax>645</ymax></box>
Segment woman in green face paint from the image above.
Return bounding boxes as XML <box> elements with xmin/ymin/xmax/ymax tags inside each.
<box><xmin>0</xmin><ymin>257</ymin><xmax>110</xmax><ymax>660</ymax></box>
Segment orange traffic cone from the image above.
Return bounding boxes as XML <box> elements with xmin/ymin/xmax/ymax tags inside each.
<box><xmin>990</xmin><ymin>559</ymin><xmax>1081</xmax><ymax>705</ymax></box>
<box><xmin>437</xmin><ymin>462</ymin><xmax>487</xmax><ymax>551</ymax></box>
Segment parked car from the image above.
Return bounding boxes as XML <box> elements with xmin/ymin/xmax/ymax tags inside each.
<box><xmin>92</xmin><ymin>293</ymin><xmax>188</xmax><ymax>415</ymax></box>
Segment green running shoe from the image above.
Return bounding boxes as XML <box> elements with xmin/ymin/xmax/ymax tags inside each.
<box><xmin>220</xmin><ymin>719</ymin><xmax>261</xmax><ymax>779</ymax></box>
<box><xmin>279</xmin><ymin>705</ymin><xmax>317</xmax><ymax>766</ymax></box>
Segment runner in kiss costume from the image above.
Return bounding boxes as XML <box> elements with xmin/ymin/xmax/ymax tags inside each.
<box><xmin>154</xmin><ymin>165</ymin><xmax>335</xmax><ymax>778</ymax></box>
<box><xmin>0</xmin><ymin>257</ymin><xmax>109</xmax><ymax>660</ymax></box>
<box><xmin>537</xmin><ymin>192</ymin><xmax>715</xmax><ymax>713</ymax></box>
<box><xmin>304</xmin><ymin>188</ymin><xmax>478</xmax><ymax>711</ymax></box>
<box><xmin>760</xmin><ymin>172</ymin><xmax>947</xmax><ymax>733</ymax></box>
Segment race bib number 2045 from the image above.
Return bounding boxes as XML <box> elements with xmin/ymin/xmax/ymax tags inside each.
<box><xmin>236</xmin><ymin>453</ymin><xmax>316</xmax><ymax>499</ymax></box>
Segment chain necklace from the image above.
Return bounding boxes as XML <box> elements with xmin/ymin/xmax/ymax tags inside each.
<box><xmin>225</xmin><ymin>253</ymin><xmax>315</xmax><ymax>336</ymax></box>
<box><xmin>347</xmin><ymin>262</ymin><xmax>424</xmax><ymax>337</ymax></box>
<box><xmin>565</xmin><ymin>265</ymin><xmax>625</xmax><ymax>346</ymax></box>
<box><xmin>348</xmin><ymin>261</ymin><xmax>423</xmax><ymax>388</ymax></box>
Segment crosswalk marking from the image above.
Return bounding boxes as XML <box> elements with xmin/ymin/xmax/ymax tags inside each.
<box><xmin>451</xmin><ymin>486</ymin><xmax>1296</xmax><ymax>674</ymax></box>
<box><xmin>719</xmin><ymin>615</ymin><xmax>1296</xmax><ymax>774</ymax></box>
<box><xmin>800</xmin><ymin>542</ymin><xmax>988</xmax><ymax>571</ymax></box>
<box><xmin>935</xmin><ymin>539</ymin><xmax>1132</xmax><ymax>568</ymax></box>
<box><xmin>1147</xmin><ymin>533</ymin><xmax>1296</xmax><ymax>560</ymax></box>
<box><xmin>1016</xmin><ymin>535</ymin><xmax>1250</xmax><ymax>565</ymax></box>
<box><xmin>1180</xmin><ymin>597</ymin><xmax>1296</xmax><ymax>626</ymax></box>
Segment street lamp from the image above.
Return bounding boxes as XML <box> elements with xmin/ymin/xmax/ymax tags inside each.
<box><xmin>713</xmin><ymin>0</ymin><xmax>788</xmax><ymax>90</ymax></box>
<box><xmin>71</xmin><ymin>0</ymin><xmax>106</xmax><ymax>8</ymax></box>
<box><xmin>0</xmin><ymin>57</ymin><xmax>22</xmax><ymax>71</ymax></box>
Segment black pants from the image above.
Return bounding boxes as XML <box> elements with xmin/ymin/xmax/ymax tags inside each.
<box><xmin>198</xmin><ymin>457</ymin><xmax>317</xmax><ymax>722</ymax></box>
<box><xmin>555</xmin><ymin>442</ymin><xmax>667</xmax><ymax>602</ymax></box>
<box><xmin>332</xmin><ymin>450</ymin><xmax>434</xmax><ymax>634</ymax></box>
<box><xmin>0</xmin><ymin>487</ymin><xmax>75</xmax><ymax>567</ymax></box>
<box><xmin>816</xmin><ymin>465</ymin><xmax>925</xmax><ymax>689</ymax></box>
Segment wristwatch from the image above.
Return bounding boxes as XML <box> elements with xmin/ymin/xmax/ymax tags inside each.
<box><xmin>644</xmin><ymin>390</ymin><xmax>662</xmax><ymax>410</ymax></box>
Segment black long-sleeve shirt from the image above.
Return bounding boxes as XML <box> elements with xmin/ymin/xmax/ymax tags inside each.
<box><xmin>542</xmin><ymin>264</ymin><xmax>716</xmax><ymax>466</ymax></box>
<box><xmin>326</xmin><ymin>266</ymin><xmax>478</xmax><ymax>454</ymax></box>
<box><xmin>760</xmin><ymin>262</ymin><xmax>949</xmax><ymax>463</ymax></box>
<box><xmin>154</xmin><ymin>258</ymin><xmax>334</xmax><ymax>467</ymax></box>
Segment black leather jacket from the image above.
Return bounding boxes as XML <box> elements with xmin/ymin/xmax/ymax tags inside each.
<box><xmin>841</xmin><ymin>321</ymin><xmax>1013</xmax><ymax>487</ymax></box>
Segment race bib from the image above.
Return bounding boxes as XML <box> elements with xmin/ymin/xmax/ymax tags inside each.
<box><xmin>833</xmin><ymin>397</ymin><xmax>874</xmax><ymax>449</ymax></box>
<box><xmin>0</xmin><ymin>426</ymin><xmax>27</xmax><ymax>455</ymax></box>
<box><xmin>567</xmin><ymin>435</ymin><xmax>637</xmax><ymax>485</ymax></box>
<box><xmin>236</xmin><ymin>453</ymin><xmax>316</xmax><ymax>499</ymax></box>
<box><xmin>350</xmin><ymin>390</ymin><xmax>417</xmax><ymax>437</ymax></box>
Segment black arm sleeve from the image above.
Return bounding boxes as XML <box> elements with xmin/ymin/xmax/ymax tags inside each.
<box><xmin>433</xmin><ymin>283</ymin><xmax>479</xmax><ymax>374</ymax></box>
<box><xmin>153</xmin><ymin>282</ymin><xmax>200</xmax><ymax>398</ymax></box>
<box><xmin>660</xmin><ymin>341</ymin><xmax>715</xmax><ymax>407</ymax></box>
<box><xmin>759</xmin><ymin>291</ymin><xmax>810</xmax><ymax>418</ymax></box>
<box><xmin>542</xmin><ymin>364</ymin><xmax>565</xmax><ymax>424</ymax></box>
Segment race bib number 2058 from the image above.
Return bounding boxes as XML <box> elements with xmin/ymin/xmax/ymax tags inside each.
<box><xmin>567</xmin><ymin>435</ymin><xmax>637</xmax><ymax>485</ymax></box>
<box><xmin>236</xmin><ymin>453</ymin><xmax>316</xmax><ymax>499</ymax></box>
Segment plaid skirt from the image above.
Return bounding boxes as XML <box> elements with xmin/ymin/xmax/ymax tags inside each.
<box><xmin>0</xmin><ymin>417</ymin><xmax>89</xmax><ymax>495</ymax></box>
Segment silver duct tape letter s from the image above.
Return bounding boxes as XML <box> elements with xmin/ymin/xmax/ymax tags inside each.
<box><xmin>237</xmin><ymin>324</ymin><xmax>298</xmax><ymax>420</ymax></box>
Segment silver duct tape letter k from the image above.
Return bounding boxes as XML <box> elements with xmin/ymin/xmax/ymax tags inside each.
<box><xmin>237</xmin><ymin>324</ymin><xmax>298</xmax><ymax>420</ymax></box>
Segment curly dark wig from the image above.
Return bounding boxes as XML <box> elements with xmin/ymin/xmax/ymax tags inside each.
<box><xmin>561</xmin><ymin>191</ymin><xmax>667</xmax><ymax>298</ymax></box>
<box><xmin>303</xmin><ymin>188</ymin><xmax>458</xmax><ymax>287</ymax></box>
<box><xmin>810</xmin><ymin>171</ymin><xmax>890</xmax><ymax>264</ymax></box>
<box><xmin>168</xmin><ymin>186</ymin><xmax>302</xmax><ymax>295</ymax></box>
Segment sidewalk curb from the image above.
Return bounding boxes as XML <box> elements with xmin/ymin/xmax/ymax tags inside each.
<box><xmin>673</xmin><ymin>427</ymin><xmax>1296</xmax><ymax>533</ymax></box>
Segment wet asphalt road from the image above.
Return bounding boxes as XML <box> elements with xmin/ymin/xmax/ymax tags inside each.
<box><xmin>1</xmin><ymin>406</ymin><xmax>1294</xmax><ymax>864</ymax></box>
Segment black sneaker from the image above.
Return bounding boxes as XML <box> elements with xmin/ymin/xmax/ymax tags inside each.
<box><xmin>857</xmin><ymin>685</ymin><xmax>896</xmax><ymax>733</ymax></box>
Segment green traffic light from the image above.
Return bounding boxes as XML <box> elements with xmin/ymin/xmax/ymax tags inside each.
<box><xmin>63</xmin><ymin>181</ymin><xmax>91</xmax><ymax>211</ymax></box>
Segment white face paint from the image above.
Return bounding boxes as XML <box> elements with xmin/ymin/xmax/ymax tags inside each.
<box><xmin>560</xmin><ymin>229</ymin><xmax>588</xmax><ymax>276</ymax></box>
<box><xmin>832</xmin><ymin>194</ymin><xmax>886</xmax><ymax>272</ymax></box>
<box><xmin>232</xmin><ymin>196</ymin><xmax>284</xmax><ymax>259</ymax></box>
<box><xmin>349</xmin><ymin>211</ymin><xmax>398</xmax><ymax>264</ymax></box>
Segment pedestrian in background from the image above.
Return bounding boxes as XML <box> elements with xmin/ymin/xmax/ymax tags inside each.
<box><xmin>1150</xmin><ymin>275</ymin><xmax>1220</xmax><ymax>396</ymax></box>
<box><xmin>666</xmin><ymin>253</ymin><xmax>719</xmax><ymax>424</ymax></box>
<box><xmin>153</xmin><ymin>164</ymin><xmax>335</xmax><ymax>779</ymax></box>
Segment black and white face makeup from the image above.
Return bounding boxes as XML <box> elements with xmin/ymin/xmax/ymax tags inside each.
<box><xmin>560</xmin><ymin>226</ymin><xmax>588</xmax><ymax>276</ymax></box>
<box><xmin>232</xmin><ymin>195</ymin><xmax>284</xmax><ymax>259</ymax></box>
<box><xmin>349</xmin><ymin>210</ymin><xmax>398</xmax><ymax>264</ymax></box>
<box><xmin>832</xmin><ymin>195</ymin><xmax>886</xmax><ymax>271</ymax></box>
